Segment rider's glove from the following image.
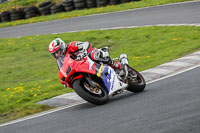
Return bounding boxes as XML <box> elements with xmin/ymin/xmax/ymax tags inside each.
<box><xmin>76</xmin><ymin>53</ymin><xmax>85</xmax><ymax>61</ymax></box>
<box><xmin>78</xmin><ymin>42</ymin><xmax>89</xmax><ymax>55</ymax></box>
<box><xmin>80</xmin><ymin>49</ymin><xmax>87</xmax><ymax>57</ymax></box>
<box><xmin>99</xmin><ymin>49</ymin><xmax>109</xmax><ymax>58</ymax></box>
<box><xmin>99</xmin><ymin>47</ymin><xmax>109</xmax><ymax>60</ymax></box>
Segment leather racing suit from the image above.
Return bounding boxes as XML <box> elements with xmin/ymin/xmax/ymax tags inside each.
<box><xmin>66</xmin><ymin>41</ymin><xmax>123</xmax><ymax>70</ymax></box>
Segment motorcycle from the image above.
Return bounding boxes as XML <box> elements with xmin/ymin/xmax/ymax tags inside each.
<box><xmin>57</xmin><ymin>50</ymin><xmax>146</xmax><ymax>105</ymax></box>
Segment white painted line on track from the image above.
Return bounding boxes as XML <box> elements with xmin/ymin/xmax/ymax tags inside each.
<box><xmin>0</xmin><ymin>101</ymin><xmax>86</xmax><ymax>128</ymax></box>
<box><xmin>48</xmin><ymin>24</ymin><xmax>200</xmax><ymax>36</ymax></box>
<box><xmin>14</xmin><ymin>24</ymin><xmax>200</xmax><ymax>38</ymax></box>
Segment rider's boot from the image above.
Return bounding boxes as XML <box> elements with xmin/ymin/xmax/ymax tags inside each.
<box><xmin>107</xmin><ymin>58</ymin><xmax>128</xmax><ymax>80</ymax></box>
<box><xmin>99</xmin><ymin>47</ymin><xmax>128</xmax><ymax>79</ymax></box>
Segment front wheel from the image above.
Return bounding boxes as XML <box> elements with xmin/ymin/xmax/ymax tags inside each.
<box><xmin>73</xmin><ymin>78</ymin><xmax>109</xmax><ymax>105</ymax></box>
<box><xmin>126</xmin><ymin>66</ymin><xmax>146</xmax><ymax>93</ymax></box>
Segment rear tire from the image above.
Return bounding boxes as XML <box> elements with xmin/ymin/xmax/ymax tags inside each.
<box><xmin>126</xmin><ymin>66</ymin><xmax>146</xmax><ymax>93</ymax></box>
<box><xmin>73</xmin><ymin>78</ymin><xmax>108</xmax><ymax>105</ymax></box>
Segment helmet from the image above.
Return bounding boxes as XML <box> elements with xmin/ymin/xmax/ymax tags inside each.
<box><xmin>49</xmin><ymin>38</ymin><xmax>66</xmax><ymax>58</ymax></box>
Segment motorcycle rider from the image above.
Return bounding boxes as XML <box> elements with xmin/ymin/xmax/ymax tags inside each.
<box><xmin>48</xmin><ymin>38</ymin><xmax>128</xmax><ymax>84</ymax></box>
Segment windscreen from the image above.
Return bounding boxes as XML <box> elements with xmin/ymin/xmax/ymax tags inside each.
<box><xmin>56</xmin><ymin>55</ymin><xmax>65</xmax><ymax>70</ymax></box>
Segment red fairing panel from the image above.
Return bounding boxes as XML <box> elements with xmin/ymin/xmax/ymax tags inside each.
<box><xmin>58</xmin><ymin>54</ymin><xmax>97</xmax><ymax>88</ymax></box>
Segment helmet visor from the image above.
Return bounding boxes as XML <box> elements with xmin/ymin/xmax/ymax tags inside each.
<box><xmin>52</xmin><ymin>48</ymin><xmax>63</xmax><ymax>58</ymax></box>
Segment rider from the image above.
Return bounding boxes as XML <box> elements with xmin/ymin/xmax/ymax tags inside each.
<box><xmin>48</xmin><ymin>38</ymin><xmax>127</xmax><ymax>83</ymax></box>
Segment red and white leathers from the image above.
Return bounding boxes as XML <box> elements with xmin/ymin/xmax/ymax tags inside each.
<box><xmin>66</xmin><ymin>41</ymin><xmax>123</xmax><ymax>71</ymax></box>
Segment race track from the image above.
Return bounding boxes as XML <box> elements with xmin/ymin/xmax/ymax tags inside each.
<box><xmin>0</xmin><ymin>1</ymin><xmax>200</xmax><ymax>133</ymax></box>
<box><xmin>0</xmin><ymin>1</ymin><xmax>200</xmax><ymax>38</ymax></box>
<box><xmin>0</xmin><ymin>66</ymin><xmax>200</xmax><ymax>133</ymax></box>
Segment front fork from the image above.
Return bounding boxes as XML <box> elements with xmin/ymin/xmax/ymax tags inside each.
<box><xmin>82</xmin><ymin>73</ymin><xmax>103</xmax><ymax>94</ymax></box>
<box><xmin>82</xmin><ymin>73</ymin><xmax>96</xmax><ymax>88</ymax></box>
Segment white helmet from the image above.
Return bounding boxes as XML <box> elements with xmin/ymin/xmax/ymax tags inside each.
<box><xmin>48</xmin><ymin>38</ymin><xmax>66</xmax><ymax>58</ymax></box>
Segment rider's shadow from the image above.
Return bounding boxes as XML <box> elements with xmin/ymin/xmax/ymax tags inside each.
<box><xmin>72</xmin><ymin>90</ymin><xmax>148</xmax><ymax>110</ymax></box>
<box><xmin>108</xmin><ymin>90</ymin><xmax>148</xmax><ymax>104</ymax></box>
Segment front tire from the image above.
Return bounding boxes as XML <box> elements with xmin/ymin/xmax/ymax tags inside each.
<box><xmin>73</xmin><ymin>78</ymin><xmax>109</xmax><ymax>105</ymax></box>
<box><xmin>126</xmin><ymin>66</ymin><xmax>146</xmax><ymax>93</ymax></box>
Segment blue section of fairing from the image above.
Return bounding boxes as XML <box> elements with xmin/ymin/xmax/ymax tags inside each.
<box><xmin>100</xmin><ymin>66</ymin><xmax>112</xmax><ymax>94</ymax></box>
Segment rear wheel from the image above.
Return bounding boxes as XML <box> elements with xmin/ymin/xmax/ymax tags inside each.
<box><xmin>73</xmin><ymin>78</ymin><xmax>109</xmax><ymax>105</ymax></box>
<box><xmin>126</xmin><ymin>66</ymin><xmax>146</xmax><ymax>93</ymax></box>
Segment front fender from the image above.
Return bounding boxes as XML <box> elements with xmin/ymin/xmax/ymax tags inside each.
<box><xmin>70</xmin><ymin>75</ymin><xmax>84</xmax><ymax>88</ymax></box>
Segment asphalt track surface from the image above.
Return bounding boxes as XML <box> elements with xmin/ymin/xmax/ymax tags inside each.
<box><xmin>0</xmin><ymin>0</ymin><xmax>200</xmax><ymax>38</ymax></box>
<box><xmin>0</xmin><ymin>1</ymin><xmax>200</xmax><ymax>133</ymax></box>
<box><xmin>0</xmin><ymin>66</ymin><xmax>200</xmax><ymax>133</ymax></box>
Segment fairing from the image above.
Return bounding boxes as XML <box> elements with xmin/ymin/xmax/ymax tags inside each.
<box><xmin>58</xmin><ymin>54</ymin><xmax>100</xmax><ymax>88</ymax></box>
<box><xmin>57</xmin><ymin>54</ymin><xmax>128</xmax><ymax>95</ymax></box>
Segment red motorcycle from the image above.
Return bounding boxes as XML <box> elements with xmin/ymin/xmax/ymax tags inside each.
<box><xmin>57</xmin><ymin>52</ymin><xmax>146</xmax><ymax>105</ymax></box>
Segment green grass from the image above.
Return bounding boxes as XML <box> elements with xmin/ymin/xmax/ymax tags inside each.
<box><xmin>0</xmin><ymin>26</ymin><xmax>200</xmax><ymax>123</ymax></box>
<box><xmin>0</xmin><ymin>0</ymin><xmax>196</xmax><ymax>28</ymax></box>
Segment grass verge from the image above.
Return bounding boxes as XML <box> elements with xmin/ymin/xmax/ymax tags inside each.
<box><xmin>0</xmin><ymin>26</ymin><xmax>200</xmax><ymax>124</ymax></box>
<box><xmin>0</xmin><ymin>0</ymin><xmax>196</xmax><ymax>28</ymax></box>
